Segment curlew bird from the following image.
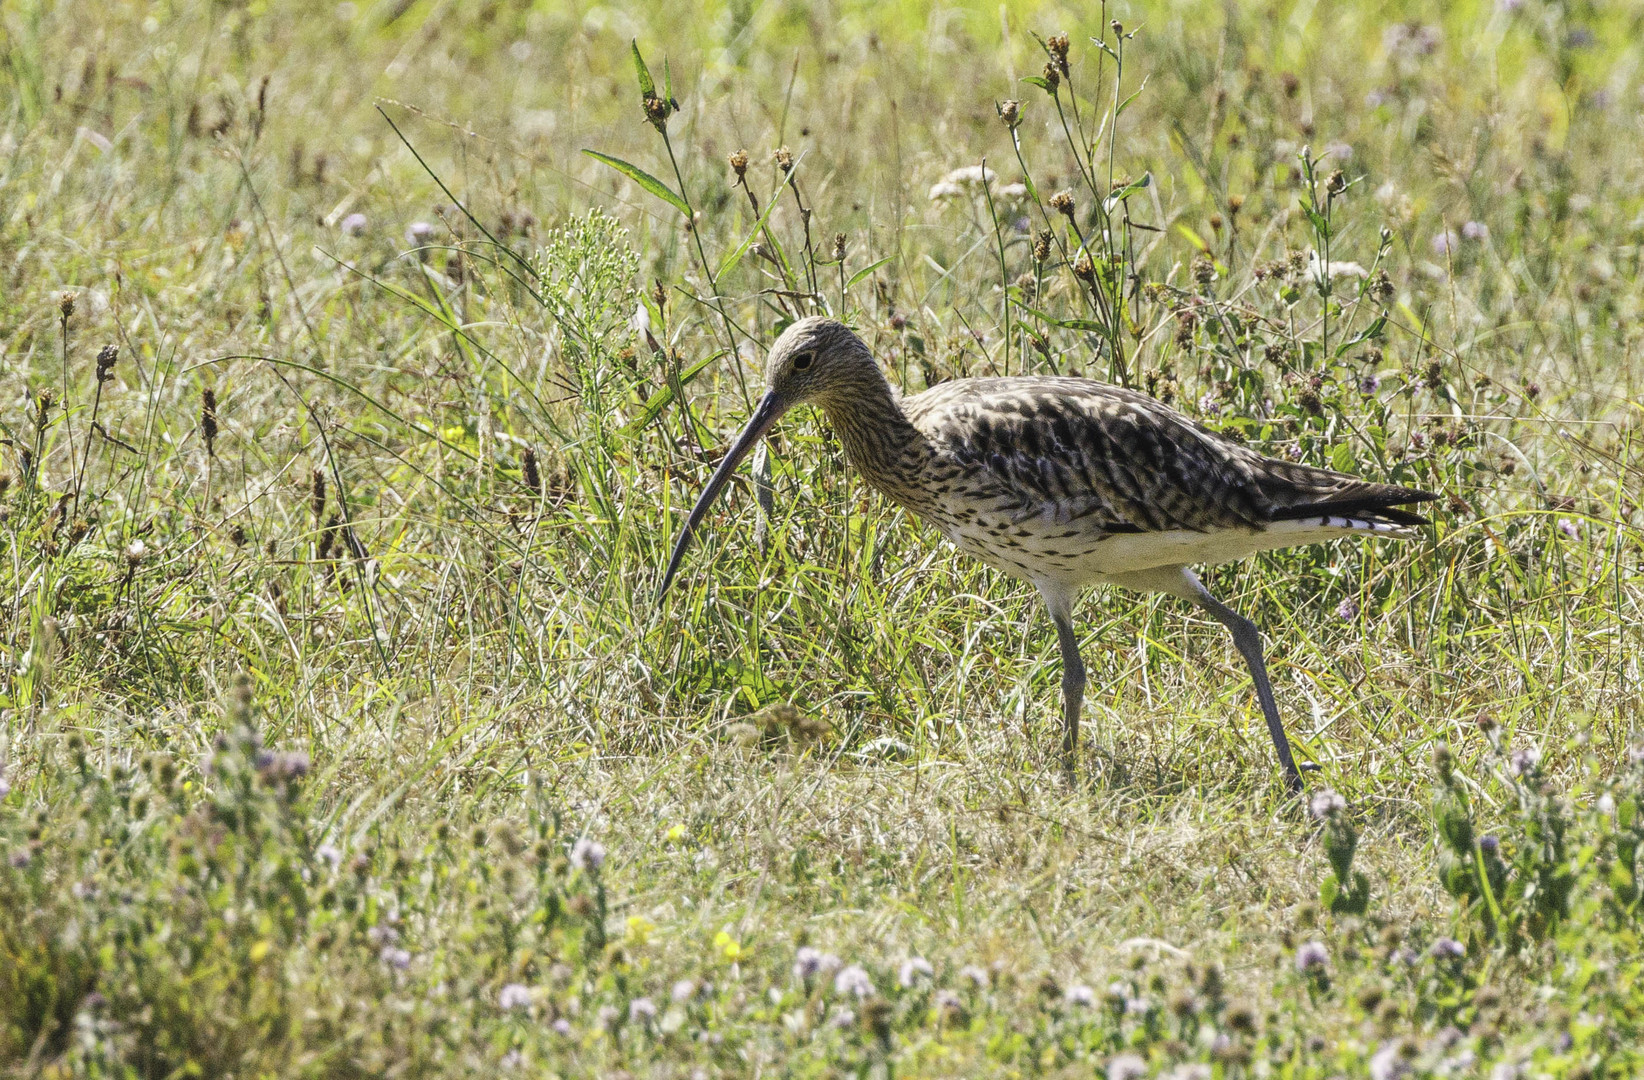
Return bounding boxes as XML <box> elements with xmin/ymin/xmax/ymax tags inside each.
<box><xmin>660</xmin><ymin>317</ymin><xmax>1436</xmax><ymax>793</ymax></box>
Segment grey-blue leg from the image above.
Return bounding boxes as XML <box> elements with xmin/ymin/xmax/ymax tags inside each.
<box><xmin>1036</xmin><ymin>582</ymin><xmax>1086</xmax><ymax>768</ymax></box>
<box><xmin>1185</xmin><ymin>577</ymin><xmax>1304</xmax><ymax>795</ymax></box>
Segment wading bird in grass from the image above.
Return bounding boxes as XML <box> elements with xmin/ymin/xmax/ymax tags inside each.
<box><xmin>660</xmin><ymin>317</ymin><xmax>1436</xmax><ymax>793</ymax></box>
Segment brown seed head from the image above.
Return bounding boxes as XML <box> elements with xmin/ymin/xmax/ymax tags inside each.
<box><xmin>1192</xmin><ymin>254</ymin><xmax>1216</xmax><ymax>287</ymax></box>
<box><xmin>201</xmin><ymin>388</ymin><xmax>219</xmax><ymax>456</ymax></box>
<box><xmin>311</xmin><ymin>468</ymin><xmax>327</xmax><ymax>522</ymax></box>
<box><xmin>1046</xmin><ymin>34</ymin><xmax>1070</xmax><ymax>75</ymax></box>
<box><xmin>997</xmin><ymin>98</ymin><xmax>1020</xmax><ymax>128</ymax></box>
<box><xmin>1111</xmin><ymin>20</ymin><xmax>1124</xmax><ymax>37</ymax></box>
<box><xmin>95</xmin><ymin>344</ymin><xmax>119</xmax><ymax>382</ymax></box>
<box><xmin>832</xmin><ymin>232</ymin><xmax>846</xmax><ymax>262</ymax></box>
<box><xmin>59</xmin><ymin>292</ymin><xmax>76</xmax><ymax>321</ymax></box>
<box><xmin>1073</xmin><ymin>252</ymin><xmax>1095</xmax><ymax>280</ymax></box>
<box><xmin>1326</xmin><ymin>169</ymin><xmax>1347</xmax><ymax>195</ymax></box>
<box><xmin>1049</xmin><ymin>189</ymin><xmax>1075</xmax><ymax>217</ymax></box>
<box><xmin>522</xmin><ymin>447</ymin><xmax>541</xmax><ymax>495</ymax></box>
<box><xmin>1227</xmin><ymin>194</ymin><xmax>1245</xmax><ymax>215</ymax></box>
<box><xmin>1032</xmin><ymin>229</ymin><xmax>1053</xmax><ymax>263</ymax></box>
<box><xmin>1370</xmin><ymin>269</ymin><xmax>1396</xmax><ymax>304</ymax></box>
<box><xmin>1041</xmin><ymin>61</ymin><xmax>1061</xmax><ymax>93</ymax></box>
<box><xmin>772</xmin><ymin>145</ymin><xmax>793</xmax><ymax>173</ymax></box>
<box><xmin>728</xmin><ymin>148</ymin><xmax>748</xmax><ymax>178</ymax></box>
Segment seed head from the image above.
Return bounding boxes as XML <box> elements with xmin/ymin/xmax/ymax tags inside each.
<box><xmin>1073</xmin><ymin>252</ymin><xmax>1095</xmax><ymax>280</ymax></box>
<box><xmin>1049</xmin><ymin>189</ymin><xmax>1075</xmax><ymax>218</ymax></box>
<box><xmin>831</xmin><ymin>232</ymin><xmax>846</xmax><ymax>262</ymax></box>
<box><xmin>1370</xmin><ymin>269</ymin><xmax>1396</xmax><ymax>304</ymax></box>
<box><xmin>1110</xmin><ymin>20</ymin><xmax>1124</xmax><ymax>37</ymax></box>
<box><xmin>522</xmin><ymin>447</ymin><xmax>541</xmax><ymax>495</ymax></box>
<box><xmin>997</xmin><ymin>99</ymin><xmax>1021</xmax><ymax>128</ymax></box>
<box><xmin>772</xmin><ymin>146</ymin><xmax>793</xmax><ymax>173</ymax></box>
<box><xmin>1041</xmin><ymin>61</ymin><xmax>1061</xmax><ymax>93</ymax></box>
<box><xmin>311</xmin><ymin>468</ymin><xmax>327</xmax><ymax>522</ymax></box>
<box><xmin>1192</xmin><ymin>254</ymin><xmax>1217</xmax><ymax>287</ymax></box>
<box><xmin>95</xmin><ymin>344</ymin><xmax>118</xmax><ymax>383</ymax></box>
<box><xmin>1032</xmin><ymin>228</ymin><xmax>1053</xmax><ymax>263</ymax></box>
<box><xmin>201</xmin><ymin>388</ymin><xmax>219</xmax><ymax>457</ymax></box>
<box><xmin>1326</xmin><ymin>169</ymin><xmax>1347</xmax><ymax>195</ymax></box>
<box><xmin>1046</xmin><ymin>34</ymin><xmax>1071</xmax><ymax>75</ymax></box>
<box><xmin>728</xmin><ymin>148</ymin><xmax>749</xmax><ymax>179</ymax></box>
<box><xmin>59</xmin><ymin>292</ymin><xmax>76</xmax><ymax>321</ymax></box>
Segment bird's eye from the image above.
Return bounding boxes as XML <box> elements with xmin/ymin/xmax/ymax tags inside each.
<box><xmin>792</xmin><ymin>351</ymin><xmax>815</xmax><ymax>371</ymax></box>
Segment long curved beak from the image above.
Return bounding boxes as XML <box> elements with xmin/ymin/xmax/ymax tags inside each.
<box><xmin>658</xmin><ymin>390</ymin><xmax>787</xmax><ymax>599</ymax></box>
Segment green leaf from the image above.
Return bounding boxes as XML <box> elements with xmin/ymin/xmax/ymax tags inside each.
<box><xmin>1104</xmin><ymin>171</ymin><xmax>1151</xmax><ymax>210</ymax></box>
<box><xmin>581</xmin><ymin>150</ymin><xmax>690</xmax><ymax>217</ymax></box>
<box><xmin>1175</xmin><ymin>222</ymin><xmax>1208</xmax><ymax>251</ymax></box>
<box><xmin>621</xmin><ymin>350</ymin><xmax>725</xmax><ymax>435</ymax></box>
<box><xmin>845</xmin><ymin>255</ymin><xmax>894</xmax><ymax>291</ymax></box>
<box><xmin>662</xmin><ymin>56</ymin><xmax>674</xmax><ymax>107</ymax></box>
<box><xmin>630</xmin><ymin>40</ymin><xmax>655</xmax><ymax>98</ymax></box>
<box><xmin>1114</xmin><ymin>75</ymin><xmax>1149</xmax><ymax>117</ymax></box>
<box><xmin>1021</xmin><ymin>75</ymin><xmax>1053</xmax><ymax>92</ymax></box>
<box><xmin>715</xmin><ymin>167</ymin><xmax>796</xmax><ymax>282</ymax></box>
<box><xmin>1012</xmin><ymin>299</ymin><xmax>1106</xmax><ymax>334</ymax></box>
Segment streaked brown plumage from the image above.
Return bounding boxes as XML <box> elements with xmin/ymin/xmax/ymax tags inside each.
<box><xmin>662</xmin><ymin>317</ymin><xmax>1437</xmax><ymax>793</ymax></box>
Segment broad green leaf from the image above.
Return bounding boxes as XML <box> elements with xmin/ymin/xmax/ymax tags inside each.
<box><xmin>715</xmin><ymin>168</ymin><xmax>795</xmax><ymax>281</ymax></box>
<box><xmin>622</xmin><ymin>350</ymin><xmax>726</xmax><ymax>435</ymax></box>
<box><xmin>1114</xmin><ymin>75</ymin><xmax>1149</xmax><ymax>117</ymax></box>
<box><xmin>845</xmin><ymin>255</ymin><xmax>894</xmax><ymax>290</ymax></box>
<box><xmin>1021</xmin><ymin>75</ymin><xmax>1053</xmax><ymax>92</ymax></box>
<box><xmin>582</xmin><ymin>150</ymin><xmax>690</xmax><ymax>217</ymax></box>
<box><xmin>630</xmin><ymin>40</ymin><xmax>655</xmax><ymax>98</ymax></box>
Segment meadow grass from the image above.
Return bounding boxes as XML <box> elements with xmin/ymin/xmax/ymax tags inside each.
<box><xmin>2</xmin><ymin>0</ymin><xmax>1642</xmax><ymax>1075</ymax></box>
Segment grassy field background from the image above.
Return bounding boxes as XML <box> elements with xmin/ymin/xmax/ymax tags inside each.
<box><xmin>3</xmin><ymin>0</ymin><xmax>1643</xmax><ymax>1075</ymax></box>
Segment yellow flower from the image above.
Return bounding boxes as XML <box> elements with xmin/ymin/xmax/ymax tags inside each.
<box><xmin>714</xmin><ymin>930</ymin><xmax>744</xmax><ymax>961</ymax></box>
<box><xmin>665</xmin><ymin>823</ymin><xmax>686</xmax><ymax>843</ymax></box>
<box><xmin>626</xmin><ymin>915</ymin><xmax>657</xmax><ymax>945</ymax></box>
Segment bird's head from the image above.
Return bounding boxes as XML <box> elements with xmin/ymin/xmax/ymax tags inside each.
<box><xmin>658</xmin><ymin>317</ymin><xmax>876</xmax><ymax>597</ymax></box>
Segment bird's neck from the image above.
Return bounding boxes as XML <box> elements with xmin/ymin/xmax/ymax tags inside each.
<box><xmin>816</xmin><ymin>371</ymin><xmax>927</xmax><ymax>497</ymax></box>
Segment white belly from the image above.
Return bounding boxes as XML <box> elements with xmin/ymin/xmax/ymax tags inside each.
<box><xmin>941</xmin><ymin>511</ymin><xmax>1412</xmax><ymax>590</ymax></box>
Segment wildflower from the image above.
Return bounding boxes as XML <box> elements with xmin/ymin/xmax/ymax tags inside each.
<box><xmin>1065</xmin><ymin>984</ymin><xmax>1096</xmax><ymax>1007</ymax></box>
<box><xmin>1107</xmin><ymin>1053</ymin><xmax>1148</xmax><ymax>1080</ymax></box>
<box><xmin>671</xmin><ymin>979</ymin><xmax>696</xmax><ymax>1003</ymax></box>
<box><xmin>1294</xmin><ymin>940</ymin><xmax>1330</xmax><ymax>975</ymax></box>
<box><xmin>367</xmin><ymin>925</ymin><xmax>400</xmax><ymax>946</ymax></box>
<box><xmin>794</xmin><ymin>946</ymin><xmax>841</xmax><ymax>981</ymax></box>
<box><xmin>898</xmin><ymin>957</ymin><xmax>933</xmax><ymax>988</ymax></box>
<box><xmin>1480</xmin><ymin>834</ymin><xmax>1500</xmax><ymax>855</ymax></box>
<box><xmin>569</xmin><ymin>836</ymin><xmax>606</xmax><ymax>871</ymax></box>
<box><xmin>1430</xmin><ymin>937</ymin><xmax>1466</xmax><ymax>961</ymax></box>
<box><xmin>1192</xmin><ymin>254</ymin><xmax>1216</xmax><ymax>287</ymax></box>
<box><xmin>1461</xmin><ymin>220</ymin><xmax>1489</xmax><ymax>241</ymax></box>
<box><xmin>834</xmin><ymin>965</ymin><xmax>875</xmax><ymax>998</ymax></box>
<box><xmin>498</xmin><ymin>983</ymin><xmax>532</xmax><ymax>1011</ymax></box>
<box><xmin>927</xmin><ymin>181</ymin><xmax>964</xmax><ymax>201</ymax></box>
<box><xmin>996</xmin><ymin>182</ymin><xmax>1028</xmax><ymax>199</ymax></box>
<box><xmin>125</xmin><ymin>539</ymin><xmax>148</xmax><ymax>565</ymax></box>
<box><xmin>1309</xmin><ymin>788</ymin><xmax>1347</xmax><ymax>820</ymax></box>
<box><xmin>629</xmin><ymin>997</ymin><xmax>657</xmax><ymax>1022</ymax></box>
<box><xmin>1167</xmin><ymin>1067</ymin><xmax>1213</xmax><ymax>1080</ymax></box>
<box><xmin>551</xmin><ymin>1018</ymin><xmax>572</xmax><ymax>1036</ymax></box>
<box><xmin>9</xmin><ymin>848</ymin><xmax>29</xmax><ymax>868</ymax></box>
<box><xmin>1508</xmin><ymin>746</ymin><xmax>1541</xmax><ymax>778</ymax></box>
<box><xmin>596</xmin><ymin>1005</ymin><xmax>620</xmax><ymax>1030</ymax></box>
<box><xmin>713</xmin><ymin>930</ymin><xmax>743</xmax><ymax>960</ymax></box>
<box><xmin>997</xmin><ymin>99</ymin><xmax>1020</xmax><ymax>128</ymax></box>
<box><xmin>1369</xmin><ymin>1040</ymin><xmax>1413</xmax><ymax>1080</ymax></box>
<box><xmin>340</xmin><ymin>212</ymin><xmax>368</xmax><ymax>237</ymax></box>
<box><xmin>1557</xmin><ymin>518</ymin><xmax>1580</xmax><ymax>541</ymax></box>
<box><xmin>829</xmin><ymin>1006</ymin><xmax>856</xmax><ymax>1028</ymax></box>
<box><xmin>1197</xmin><ymin>393</ymin><xmax>1221</xmax><ymax>418</ymax></box>
<box><xmin>1359</xmin><ymin>373</ymin><xmax>1382</xmax><ymax>395</ymax></box>
<box><xmin>380</xmin><ymin>946</ymin><xmax>411</xmax><ymax>969</ymax></box>
<box><xmin>316</xmin><ymin>843</ymin><xmax>341</xmax><ymax>866</ymax></box>
<box><xmin>959</xmin><ymin>964</ymin><xmax>990</xmax><ymax>989</ymax></box>
<box><xmin>1045</xmin><ymin>33</ymin><xmax>1070</xmax><ymax>75</ymax></box>
<box><xmin>1597</xmin><ymin>793</ymin><xmax>1616</xmax><ymax>815</ymax></box>
<box><xmin>1430</xmin><ymin>229</ymin><xmax>1458</xmax><ymax>256</ymax></box>
<box><xmin>406</xmin><ymin>221</ymin><xmax>435</xmax><ymax>246</ymax></box>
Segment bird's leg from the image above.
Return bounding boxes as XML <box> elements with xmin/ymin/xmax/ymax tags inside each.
<box><xmin>1186</xmin><ymin>577</ymin><xmax>1304</xmax><ymax>795</ymax></box>
<box><xmin>1036</xmin><ymin>583</ymin><xmax>1086</xmax><ymax>774</ymax></box>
